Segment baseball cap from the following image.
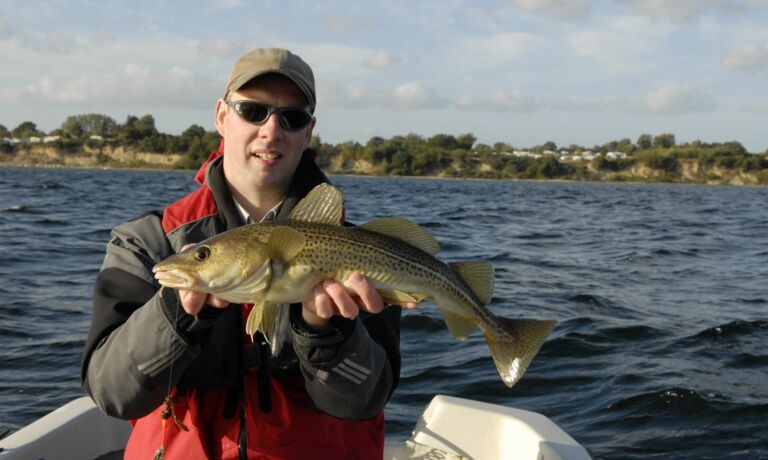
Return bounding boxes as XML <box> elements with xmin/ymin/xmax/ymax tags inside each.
<box><xmin>224</xmin><ymin>48</ymin><xmax>316</xmax><ymax>110</ymax></box>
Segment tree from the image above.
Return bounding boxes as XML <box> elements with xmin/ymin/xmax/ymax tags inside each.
<box><xmin>117</xmin><ymin>114</ymin><xmax>158</xmax><ymax>143</ymax></box>
<box><xmin>428</xmin><ymin>134</ymin><xmax>457</xmax><ymax>150</ymax></box>
<box><xmin>388</xmin><ymin>150</ymin><xmax>413</xmax><ymax>175</ymax></box>
<box><xmin>62</xmin><ymin>114</ymin><xmax>117</xmax><ymax>138</ymax></box>
<box><xmin>493</xmin><ymin>142</ymin><xmax>512</xmax><ymax>152</ymax></box>
<box><xmin>0</xmin><ymin>124</ymin><xmax>9</xmax><ymax>138</ymax></box>
<box><xmin>12</xmin><ymin>121</ymin><xmax>42</xmax><ymax>138</ymax></box>
<box><xmin>135</xmin><ymin>115</ymin><xmax>158</xmax><ymax>138</ymax></box>
<box><xmin>637</xmin><ymin>134</ymin><xmax>652</xmax><ymax>149</ymax></box>
<box><xmin>473</xmin><ymin>143</ymin><xmax>493</xmax><ymax>156</ymax></box>
<box><xmin>616</xmin><ymin>138</ymin><xmax>635</xmax><ymax>154</ymax></box>
<box><xmin>541</xmin><ymin>140</ymin><xmax>557</xmax><ymax>151</ymax></box>
<box><xmin>653</xmin><ymin>133</ymin><xmax>676</xmax><ymax>149</ymax></box>
<box><xmin>366</xmin><ymin>136</ymin><xmax>385</xmax><ymax>148</ymax></box>
<box><xmin>456</xmin><ymin>133</ymin><xmax>477</xmax><ymax>150</ymax></box>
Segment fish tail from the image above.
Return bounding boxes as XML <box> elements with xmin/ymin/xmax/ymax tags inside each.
<box><xmin>481</xmin><ymin>315</ymin><xmax>556</xmax><ymax>387</ymax></box>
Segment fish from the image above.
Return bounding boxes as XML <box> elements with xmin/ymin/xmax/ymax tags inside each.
<box><xmin>153</xmin><ymin>183</ymin><xmax>556</xmax><ymax>387</ymax></box>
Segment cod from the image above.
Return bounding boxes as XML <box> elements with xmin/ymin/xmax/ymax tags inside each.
<box><xmin>153</xmin><ymin>184</ymin><xmax>555</xmax><ymax>387</ymax></box>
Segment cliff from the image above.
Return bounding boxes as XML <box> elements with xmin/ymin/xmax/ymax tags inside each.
<box><xmin>0</xmin><ymin>143</ymin><xmax>182</xmax><ymax>169</ymax></box>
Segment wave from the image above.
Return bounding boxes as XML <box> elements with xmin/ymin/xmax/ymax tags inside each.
<box><xmin>686</xmin><ymin>320</ymin><xmax>768</xmax><ymax>341</ymax></box>
<box><xmin>1</xmin><ymin>204</ymin><xmax>27</xmax><ymax>213</ymax></box>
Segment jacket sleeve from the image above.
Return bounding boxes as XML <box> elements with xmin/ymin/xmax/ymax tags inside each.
<box><xmin>287</xmin><ymin>303</ymin><xmax>402</xmax><ymax>420</ymax></box>
<box><xmin>80</xmin><ymin>213</ymin><xmax>218</xmax><ymax>419</ymax></box>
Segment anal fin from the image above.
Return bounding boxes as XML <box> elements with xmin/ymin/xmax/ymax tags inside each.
<box><xmin>378</xmin><ymin>289</ymin><xmax>427</xmax><ymax>304</ymax></box>
<box><xmin>438</xmin><ymin>305</ymin><xmax>479</xmax><ymax>340</ymax></box>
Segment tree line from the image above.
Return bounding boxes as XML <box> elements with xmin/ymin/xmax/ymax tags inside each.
<box><xmin>0</xmin><ymin>114</ymin><xmax>221</xmax><ymax>170</ymax></box>
<box><xmin>2</xmin><ymin>114</ymin><xmax>767</xmax><ymax>183</ymax></box>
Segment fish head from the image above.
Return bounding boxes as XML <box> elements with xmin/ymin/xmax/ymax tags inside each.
<box><xmin>153</xmin><ymin>231</ymin><xmax>272</xmax><ymax>299</ymax></box>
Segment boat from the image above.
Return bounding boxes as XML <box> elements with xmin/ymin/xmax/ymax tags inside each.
<box><xmin>0</xmin><ymin>395</ymin><xmax>590</xmax><ymax>459</ymax></box>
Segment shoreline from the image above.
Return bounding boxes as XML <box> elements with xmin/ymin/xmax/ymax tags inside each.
<box><xmin>3</xmin><ymin>162</ymin><xmax>765</xmax><ymax>188</ymax></box>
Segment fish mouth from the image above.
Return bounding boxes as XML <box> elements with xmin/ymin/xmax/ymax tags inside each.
<box><xmin>153</xmin><ymin>266</ymin><xmax>197</xmax><ymax>289</ymax></box>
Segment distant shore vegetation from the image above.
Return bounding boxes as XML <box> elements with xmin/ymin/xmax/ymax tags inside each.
<box><xmin>2</xmin><ymin>114</ymin><xmax>767</xmax><ymax>185</ymax></box>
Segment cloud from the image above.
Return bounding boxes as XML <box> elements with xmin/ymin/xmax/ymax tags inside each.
<box><xmin>456</xmin><ymin>32</ymin><xmax>536</xmax><ymax>67</ymax></box>
<box><xmin>510</xmin><ymin>0</ymin><xmax>590</xmax><ymax>18</ymax></box>
<box><xmin>0</xmin><ymin>15</ymin><xmax>12</xmax><ymax>39</ymax></box>
<box><xmin>456</xmin><ymin>91</ymin><xmax>541</xmax><ymax>112</ymax></box>
<box><xmin>23</xmin><ymin>30</ymin><xmax>81</xmax><ymax>54</ymax></box>
<box><xmin>610</xmin><ymin>0</ymin><xmax>768</xmax><ymax>21</ymax></box>
<box><xmin>454</xmin><ymin>85</ymin><xmax>717</xmax><ymax>115</ymax></box>
<box><xmin>392</xmin><ymin>81</ymin><xmax>446</xmax><ymax>110</ymax></box>
<box><xmin>741</xmin><ymin>102</ymin><xmax>768</xmax><ymax>113</ymax></box>
<box><xmin>323</xmin><ymin>13</ymin><xmax>374</xmax><ymax>33</ymax></box>
<box><xmin>568</xmin><ymin>15</ymin><xmax>669</xmax><ymax>60</ymax></box>
<box><xmin>723</xmin><ymin>41</ymin><xmax>768</xmax><ymax>69</ymax></box>
<box><xmin>322</xmin><ymin>82</ymin><xmax>383</xmax><ymax>109</ymax></box>
<box><xmin>210</xmin><ymin>0</ymin><xmax>246</xmax><ymax>8</ymax></box>
<box><xmin>197</xmin><ymin>37</ymin><xmax>243</xmax><ymax>58</ymax></box>
<box><xmin>643</xmin><ymin>84</ymin><xmax>717</xmax><ymax>114</ymax></box>
<box><xmin>321</xmin><ymin>80</ymin><xmax>446</xmax><ymax>110</ymax></box>
<box><xmin>0</xmin><ymin>64</ymin><xmax>219</xmax><ymax>109</ymax></box>
<box><xmin>364</xmin><ymin>50</ymin><xmax>402</xmax><ymax>70</ymax></box>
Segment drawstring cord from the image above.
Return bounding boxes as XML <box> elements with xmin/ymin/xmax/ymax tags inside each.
<box><xmin>154</xmin><ymin>287</ymin><xmax>189</xmax><ymax>460</ymax></box>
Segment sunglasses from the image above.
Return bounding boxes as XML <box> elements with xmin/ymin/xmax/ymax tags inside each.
<box><xmin>226</xmin><ymin>100</ymin><xmax>313</xmax><ymax>131</ymax></box>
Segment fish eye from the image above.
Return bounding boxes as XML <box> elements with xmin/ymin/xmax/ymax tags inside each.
<box><xmin>194</xmin><ymin>246</ymin><xmax>211</xmax><ymax>262</ymax></box>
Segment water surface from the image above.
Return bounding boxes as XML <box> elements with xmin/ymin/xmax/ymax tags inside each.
<box><xmin>1</xmin><ymin>167</ymin><xmax>766</xmax><ymax>459</ymax></box>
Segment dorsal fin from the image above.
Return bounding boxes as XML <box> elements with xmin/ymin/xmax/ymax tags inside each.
<box><xmin>360</xmin><ymin>217</ymin><xmax>440</xmax><ymax>256</ymax></box>
<box><xmin>288</xmin><ymin>183</ymin><xmax>343</xmax><ymax>225</ymax></box>
<box><xmin>450</xmin><ymin>261</ymin><xmax>495</xmax><ymax>305</ymax></box>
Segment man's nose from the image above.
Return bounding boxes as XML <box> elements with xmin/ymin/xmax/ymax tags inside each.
<box><xmin>258</xmin><ymin>113</ymin><xmax>282</xmax><ymax>139</ymax></box>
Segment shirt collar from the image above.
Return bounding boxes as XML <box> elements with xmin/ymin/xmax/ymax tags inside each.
<box><xmin>233</xmin><ymin>198</ymin><xmax>284</xmax><ymax>224</ymax></box>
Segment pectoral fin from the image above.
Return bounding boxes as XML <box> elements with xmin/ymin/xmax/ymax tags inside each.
<box><xmin>267</xmin><ymin>226</ymin><xmax>305</xmax><ymax>262</ymax></box>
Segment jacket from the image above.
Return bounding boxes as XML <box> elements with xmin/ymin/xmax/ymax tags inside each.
<box><xmin>81</xmin><ymin>147</ymin><xmax>402</xmax><ymax>459</ymax></box>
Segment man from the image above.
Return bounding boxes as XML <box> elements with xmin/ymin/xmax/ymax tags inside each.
<box><xmin>82</xmin><ymin>48</ymin><xmax>412</xmax><ymax>459</ymax></box>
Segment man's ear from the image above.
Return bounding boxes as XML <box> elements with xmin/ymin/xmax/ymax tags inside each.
<box><xmin>214</xmin><ymin>99</ymin><xmax>228</xmax><ymax>137</ymax></box>
<box><xmin>305</xmin><ymin>117</ymin><xmax>316</xmax><ymax>144</ymax></box>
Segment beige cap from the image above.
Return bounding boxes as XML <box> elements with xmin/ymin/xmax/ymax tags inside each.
<box><xmin>224</xmin><ymin>48</ymin><xmax>316</xmax><ymax>109</ymax></box>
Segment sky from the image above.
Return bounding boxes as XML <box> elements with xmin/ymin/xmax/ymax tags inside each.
<box><xmin>1</xmin><ymin>0</ymin><xmax>767</xmax><ymax>152</ymax></box>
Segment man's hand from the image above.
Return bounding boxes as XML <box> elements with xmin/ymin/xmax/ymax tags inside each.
<box><xmin>301</xmin><ymin>272</ymin><xmax>418</xmax><ymax>332</ymax></box>
<box><xmin>179</xmin><ymin>289</ymin><xmax>230</xmax><ymax>316</ymax></box>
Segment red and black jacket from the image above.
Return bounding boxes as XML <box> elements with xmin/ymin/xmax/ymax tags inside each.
<box><xmin>81</xmin><ymin>146</ymin><xmax>401</xmax><ymax>459</ymax></box>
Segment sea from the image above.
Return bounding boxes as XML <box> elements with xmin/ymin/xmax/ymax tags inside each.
<box><xmin>0</xmin><ymin>166</ymin><xmax>766</xmax><ymax>459</ymax></box>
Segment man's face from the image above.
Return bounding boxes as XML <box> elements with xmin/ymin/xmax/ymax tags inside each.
<box><xmin>215</xmin><ymin>74</ymin><xmax>315</xmax><ymax>197</ymax></box>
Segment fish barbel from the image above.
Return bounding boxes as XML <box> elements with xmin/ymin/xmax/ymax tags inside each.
<box><xmin>153</xmin><ymin>184</ymin><xmax>555</xmax><ymax>387</ymax></box>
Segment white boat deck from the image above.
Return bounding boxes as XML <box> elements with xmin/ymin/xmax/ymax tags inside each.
<box><xmin>0</xmin><ymin>395</ymin><xmax>590</xmax><ymax>459</ymax></box>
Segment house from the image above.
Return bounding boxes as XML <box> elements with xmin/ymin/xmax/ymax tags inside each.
<box><xmin>605</xmin><ymin>151</ymin><xmax>627</xmax><ymax>160</ymax></box>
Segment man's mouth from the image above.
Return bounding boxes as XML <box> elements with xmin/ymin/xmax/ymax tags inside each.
<box><xmin>251</xmin><ymin>151</ymin><xmax>281</xmax><ymax>160</ymax></box>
